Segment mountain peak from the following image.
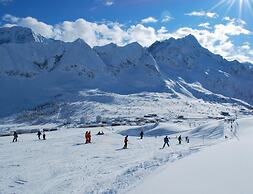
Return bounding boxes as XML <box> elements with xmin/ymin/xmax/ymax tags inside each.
<box><xmin>0</xmin><ymin>26</ymin><xmax>45</xmax><ymax>44</ymax></box>
<box><xmin>182</xmin><ymin>34</ymin><xmax>198</xmax><ymax>41</ymax></box>
<box><xmin>178</xmin><ymin>34</ymin><xmax>201</xmax><ymax>47</ymax></box>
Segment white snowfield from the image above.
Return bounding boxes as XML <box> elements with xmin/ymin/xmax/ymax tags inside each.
<box><xmin>1</xmin><ymin>26</ymin><xmax>253</xmax><ymax>194</ymax></box>
<box><xmin>129</xmin><ymin>117</ymin><xmax>253</xmax><ymax>194</ymax></box>
<box><xmin>0</xmin><ymin>117</ymin><xmax>249</xmax><ymax>194</ymax></box>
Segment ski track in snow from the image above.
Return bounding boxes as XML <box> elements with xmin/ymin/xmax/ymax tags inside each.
<box><xmin>0</xmin><ymin>121</ymin><xmax>229</xmax><ymax>194</ymax></box>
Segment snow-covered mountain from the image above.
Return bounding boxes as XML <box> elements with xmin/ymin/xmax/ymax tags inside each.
<box><xmin>0</xmin><ymin>26</ymin><xmax>252</xmax><ymax>119</ymax></box>
<box><xmin>0</xmin><ymin>26</ymin><xmax>166</xmax><ymax>117</ymax></box>
<box><xmin>0</xmin><ymin>26</ymin><xmax>46</xmax><ymax>44</ymax></box>
<box><xmin>95</xmin><ymin>42</ymin><xmax>165</xmax><ymax>93</ymax></box>
<box><xmin>148</xmin><ymin>35</ymin><xmax>253</xmax><ymax>105</ymax></box>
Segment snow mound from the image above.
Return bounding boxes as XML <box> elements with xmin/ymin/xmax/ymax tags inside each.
<box><xmin>189</xmin><ymin>121</ymin><xmax>224</xmax><ymax>139</ymax></box>
<box><xmin>119</xmin><ymin>122</ymin><xmax>185</xmax><ymax>137</ymax></box>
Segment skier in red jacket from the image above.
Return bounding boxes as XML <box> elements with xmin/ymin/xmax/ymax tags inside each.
<box><xmin>87</xmin><ymin>131</ymin><xmax>91</xmax><ymax>143</ymax></box>
<box><xmin>85</xmin><ymin>131</ymin><xmax>89</xmax><ymax>144</ymax></box>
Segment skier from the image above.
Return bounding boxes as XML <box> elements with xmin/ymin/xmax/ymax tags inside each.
<box><xmin>12</xmin><ymin>131</ymin><xmax>18</xmax><ymax>142</ymax></box>
<box><xmin>140</xmin><ymin>130</ymin><xmax>144</xmax><ymax>139</ymax></box>
<box><xmin>42</xmin><ymin>131</ymin><xmax>46</xmax><ymax>140</ymax></box>
<box><xmin>123</xmin><ymin>135</ymin><xmax>128</xmax><ymax>149</ymax></box>
<box><xmin>185</xmin><ymin>136</ymin><xmax>189</xmax><ymax>143</ymax></box>
<box><xmin>178</xmin><ymin>135</ymin><xmax>182</xmax><ymax>144</ymax></box>
<box><xmin>88</xmin><ymin>131</ymin><xmax>91</xmax><ymax>143</ymax></box>
<box><xmin>37</xmin><ymin>131</ymin><xmax>41</xmax><ymax>140</ymax></box>
<box><xmin>162</xmin><ymin>136</ymin><xmax>169</xmax><ymax>148</ymax></box>
<box><xmin>85</xmin><ymin>131</ymin><xmax>89</xmax><ymax>144</ymax></box>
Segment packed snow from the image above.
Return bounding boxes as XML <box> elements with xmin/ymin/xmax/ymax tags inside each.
<box><xmin>129</xmin><ymin>117</ymin><xmax>253</xmax><ymax>194</ymax></box>
<box><xmin>0</xmin><ymin>116</ymin><xmax>246</xmax><ymax>194</ymax></box>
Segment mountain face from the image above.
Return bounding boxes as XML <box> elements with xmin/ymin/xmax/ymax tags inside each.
<box><xmin>148</xmin><ymin>35</ymin><xmax>253</xmax><ymax>105</ymax></box>
<box><xmin>0</xmin><ymin>26</ymin><xmax>166</xmax><ymax>117</ymax></box>
<box><xmin>0</xmin><ymin>26</ymin><xmax>252</xmax><ymax>118</ymax></box>
<box><xmin>95</xmin><ymin>42</ymin><xmax>165</xmax><ymax>93</ymax></box>
<box><xmin>0</xmin><ymin>26</ymin><xmax>46</xmax><ymax>44</ymax></box>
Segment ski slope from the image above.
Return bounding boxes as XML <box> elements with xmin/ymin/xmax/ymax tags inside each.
<box><xmin>129</xmin><ymin>117</ymin><xmax>253</xmax><ymax>194</ymax></box>
<box><xmin>0</xmin><ymin>118</ymin><xmax>240</xmax><ymax>194</ymax></box>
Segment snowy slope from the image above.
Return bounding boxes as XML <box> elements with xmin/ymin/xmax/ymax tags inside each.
<box><xmin>149</xmin><ymin>35</ymin><xmax>253</xmax><ymax>105</ymax></box>
<box><xmin>129</xmin><ymin>117</ymin><xmax>253</xmax><ymax>194</ymax></box>
<box><xmin>0</xmin><ymin>33</ymin><xmax>109</xmax><ymax>117</ymax></box>
<box><xmin>0</xmin><ymin>118</ymin><xmax>232</xmax><ymax>194</ymax></box>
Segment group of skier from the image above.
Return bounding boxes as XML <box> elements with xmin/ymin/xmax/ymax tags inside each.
<box><xmin>12</xmin><ymin>130</ymin><xmax>47</xmax><ymax>142</ymax></box>
<box><xmin>12</xmin><ymin>127</ymin><xmax>189</xmax><ymax>150</ymax></box>
<box><xmin>85</xmin><ymin>131</ymin><xmax>92</xmax><ymax>144</ymax></box>
<box><xmin>37</xmin><ymin>131</ymin><xmax>46</xmax><ymax>140</ymax></box>
<box><xmin>122</xmin><ymin>130</ymin><xmax>189</xmax><ymax>149</ymax></box>
<box><xmin>161</xmin><ymin>135</ymin><xmax>189</xmax><ymax>149</ymax></box>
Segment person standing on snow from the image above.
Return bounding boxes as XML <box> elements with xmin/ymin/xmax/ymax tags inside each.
<box><xmin>123</xmin><ymin>135</ymin><xmax>128</xmax><ymax>149</ymax></box>
<box><xmin>12</xmin><ymin>131</ymin><xmax>18</xmax><ymax>142</ymax></box>
<box><xmin>37</xmin><ymin>131</ymin><xmax>41</xmax><ymax>140</ymax></box>
<box><xmin>140</xmin><ymin>130</ymin><xmax>144</xmax><ymax>139</ymax></box>
<box><xmin>85</xmin><ymin>131</ymin><xmax>88</xmax><ymax>144</ymax></box>
<box><xmin>88</xmin><ymin>131</ymin><xmax>91</xmax><ymax>143</ymax></box>
<box><xmin>162</xmin><ymin>136</ymin><xmax>169</xmax><ymax>148</ymax></box>
<box><xmin>178</xmin><ymin>135</ymin><xmax>182</xmax><ymax>144</ymax></box>
<box><xmin>185</xmin><ymin>136</ymin><xmax>189</xmax><ymax>143</ymax></box>
<box><xmin>42</xmin><ymin>131</ymin><xmax>46</xmax><ymax>140</ymax></box>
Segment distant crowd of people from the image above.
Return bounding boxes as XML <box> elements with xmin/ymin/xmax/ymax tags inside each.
<box><xmin>12</xmin><ymin>127</ymin><xmax>190</xmax><ymax>150</ymax></box>
<box><xmin>10</xmin><ymin>117</ymin><xmax>240</xmax><ymax>153</ymax></box>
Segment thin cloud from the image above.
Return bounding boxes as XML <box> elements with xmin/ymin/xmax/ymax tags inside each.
<box><xmin>186</xmin><ymin>11</ymin><xmax>218</xmax><ymax>18</ymax></box>
<box><xmin>104</xmin><ymin>0</ymin><xmax>114</xmax><ymax>6</ymax></box>
<box><xmin>198</xmin><ymin>23</ymin><xmax>211</xmax><ymax>29</ymax></box>
<box><xmin>162</xmin><ymin>15</ymin><xmax>172</xmax><ymax>23</ymax></box>
<box><xmin>141</xmin><ymin>17</ymin><xmax>158</xmax><ymax>24</ymax></box>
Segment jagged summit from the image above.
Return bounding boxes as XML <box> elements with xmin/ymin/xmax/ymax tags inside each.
<box><xmin>180</xmin><ymin>34</ymin><xmax>200</xmax><ymax>45</ymax></box>
<box><xmin>0</xmin><ymin>26</ymin><xmax>46</xmax><ymax>44</ymax></box>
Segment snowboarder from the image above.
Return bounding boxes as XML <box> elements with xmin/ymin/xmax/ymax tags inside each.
<box><xmin>140</xmin><ymin>130</ymin><xmax>144</xmax><ymax>139</ymax></box>
<box><xmin>162</xmin><ymin>136</ymin><xmax>169</xmax><ymax>148</ymax></box>
<box><xmin>178</xmin><ymin>135</ymin><xmax>182</xmax><ymax>144</ymax></box>
<box><xmin>123</xmin><ymin>135</ymin><xmax>128</xmax><ymax>149</ymax></box>
<box><xmin>12</xmin><ymin>131</ymin><xmax>18</xmax><ymax>142</ymax></box>
<box><xmin>37</xmin><ymin>131</ymin><xmax>41</xmax><ymax>140</ymax></box>
<box><xmin>42</xmin><ymin>131</ymin><xmax>46</xmax><ymax>140</ymax></box>
<box><xmin>185</xmin><ymin>136</ymin><xmax>189</xmax><ymax>143</ymax></box>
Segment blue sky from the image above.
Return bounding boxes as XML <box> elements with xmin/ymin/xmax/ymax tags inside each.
<box><xmin>0</xmin><ymin>0</ymin><xmax>253</xmax><ymax>63</ymax></box>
